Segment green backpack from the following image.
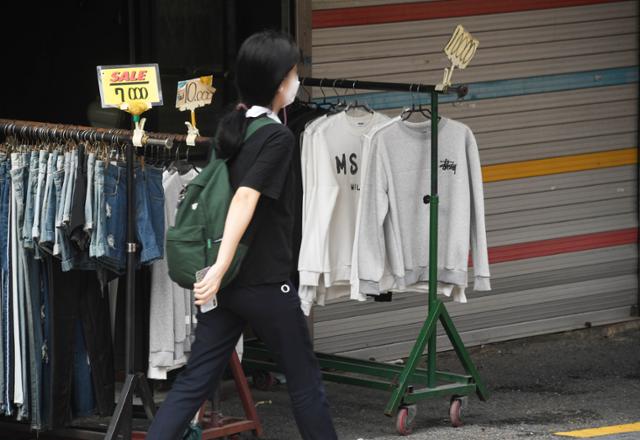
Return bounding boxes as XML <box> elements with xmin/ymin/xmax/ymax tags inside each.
<box><xmin>166</xmin><ymin>117</ymin><xmax>277</xmax><ymax>289</ymax></box>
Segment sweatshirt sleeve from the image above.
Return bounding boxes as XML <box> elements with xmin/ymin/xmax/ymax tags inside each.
<box><xmin>356</xmin><ymin>132</ymin><xmax>390</xmax><ymax>293</ymax></box>
<box><xmin>466</xmin><ymin>128</ymin><xmax>491</xmax><ymax>291</ymax></box>
<box><xmin>298</xmin><ymin>123</ymin><xmax>339</xmax><ymax>289</ymax></box>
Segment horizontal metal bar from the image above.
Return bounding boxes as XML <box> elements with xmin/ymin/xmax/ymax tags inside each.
<box><xmin>402</xmin><ymin>383</ymin><xmax>477</xmax><ymax>404</ymax></box>
<box><xmin>321</xmin><ymin>372</ymin><xmax>395</xmax><ymax>392</ymax></box>
<box><xmin>0</xmin><ymin>119</ymin><xmax>211</xmax><ymax>161</ymax></box>
<box><xmin>300</xmin><ymin>76</ymin><xmax>467</xmax><ymax>97</ymax></box>
<box><xmin>200</xmin><ymin>420</ymin><xmax>259</xmax><ymax>439</ymax></box>
<box><xmin>244</xmin><ymin>342</ymin><xmax>472</xmax><ymax>385</ymax></box>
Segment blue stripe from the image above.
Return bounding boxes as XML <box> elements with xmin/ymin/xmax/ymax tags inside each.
<box><xmin>311</xmin><ymin>66</ymin><xmax>639</xmax><ymax>110</ymax></box>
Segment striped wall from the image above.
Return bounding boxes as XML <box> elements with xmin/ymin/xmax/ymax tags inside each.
<box><xmin>307</xmin><ymin>0</ymin><xmax>639</xmax><ymax>361</ymax></box>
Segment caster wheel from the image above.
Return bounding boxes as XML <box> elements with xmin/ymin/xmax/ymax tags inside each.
<box><xmin>252</xmin><ymin>370</ymin><xmax>275</xmax><ymax>391</ymax></box>
<box><xmin>395</xmin><ymin>405</ymin><xmax>417</xmax><ymax>436</ymax></box>
<box><xmin>449</xmin><ymin>396</ymin><xmax>466</xmax><ymax>428</ymax></box>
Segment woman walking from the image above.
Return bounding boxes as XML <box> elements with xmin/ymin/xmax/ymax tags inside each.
<box><xmin>145</xmin><ymin>30</ymin><xmax>338</xmax><ymax>440</ymax></box>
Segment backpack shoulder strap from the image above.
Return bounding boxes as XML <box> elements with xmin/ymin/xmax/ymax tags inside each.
<box><xmin>244</xmin><ymin>116</ymin><xmax>278</xmax><ymax>142</ymax></box>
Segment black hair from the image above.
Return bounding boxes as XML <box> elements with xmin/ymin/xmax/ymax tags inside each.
<box><xmin>216</xmin><ymin>30</ymin><xmax>300</xmax><ymax>158</ymax></box>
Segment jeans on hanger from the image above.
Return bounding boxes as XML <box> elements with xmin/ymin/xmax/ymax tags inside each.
<box><xmin>39</xmin><ymin>151</ymin><xmax>58</xmax><ymax>253</ymax></box>
<box><xmin>135</xmin><ymin>166</ymin><xmax>161</xmax><ymax>265</ymax></box>
<box><xmin>0</xmin><ymin>156</ymin><xmax>10</xmax><ymax>415</ymax></box>
<box><xmin>62</xmin><ymin>148</ymin><xmax>77</xmax><ymax>226</ymax></box>
<box><xmin>69</xmin><ymin>145</ymin><xmax>88</xmax><ymax>252</ymax></box>
<box><xmin>31</xmin><ymin>150</ymin><xmax>49</xmax><ymax>245</ymax></box>
<box><xmin>10</xmin><ymin>153</ymin><xmax>30</xmax><ymax>420</ymax></box>
<box><xmin>1</xmin><ymin>157</ymin><xmax>14</xmax><ymax>416</ymax></box>
<box><xmin>145</xmin><ymin>166</ymin><xmax>165</xmax><ymax>262</ymax></box>
<box><xmin>90</xmin><ymin>160</ymin><xmax>106</xmax><ymax>259</ymax></box>
<box><xmin>41</xmin><ymin>259</ymin><xmax>51</xmax><ymax>430</ymax></box>
<box><xmin>48</xmin><ymin>260</ymin><xmax>114</xmax><ymax>428</ymax></box>
<box><xmin>84</xmin><ymin>153</ymin><xmax>95</xmax><ymax>234</ymax></box>
<box><xmin>72</xmin><ymin>318</ymin><xmax>96</xmax><ymax>418</ymax></box>
<box><xmin>62</xmin><ymin>146</ymin><xmax>95</xmax><ymax>272</ymax></box>
<box><xmin>22</xmin><ymin>152</ymin><xmax>39</xmax><ymax>250</ymax></box>
<box><xmin>52</xmin><ymin>154</ymin><xmax>65</xmax><ymax>257</ymax></box>
<box><xmin>23</xmin><ymin>251</ymin><xmax>43</xmax><ymax>430</ymax></box>
<box><xmin>98</xmin><ymin>162</ymin><xmax>127</xmax><ymax>274</ymax></box>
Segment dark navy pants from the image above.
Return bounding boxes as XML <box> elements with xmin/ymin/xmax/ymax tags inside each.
<box><xmin>146</xmin><ymin>280</ymin><xmax>337</xmax><ymax>440</ymax></box>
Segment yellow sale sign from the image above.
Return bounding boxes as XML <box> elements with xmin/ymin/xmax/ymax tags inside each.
<box><xmin>97</xmin><ymin>64</ymin><xmax>163</xmax><ymax>108</ymax></box>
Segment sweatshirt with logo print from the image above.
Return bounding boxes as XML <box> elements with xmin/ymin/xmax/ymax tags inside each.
<box><xmin>354</xmin><ymin>117</ymin><xmax>491</xmax><ymax>297</ymax></box>
<box><xmin>297</xmin><ymin>111</ymin><xmax>390</xmax><ymax>314</ymax></box>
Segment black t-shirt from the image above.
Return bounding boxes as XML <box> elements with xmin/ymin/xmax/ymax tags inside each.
<box><xmin>227</xmin><ymin>117</ymin><xmax>296</xmax><ymax>286</ymax></box>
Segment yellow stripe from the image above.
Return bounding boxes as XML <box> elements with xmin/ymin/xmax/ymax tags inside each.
<box><xmin>482</xmin><ymin>148</ymin><xmax>638</xmax><ymax>183</ymax></box>
<box><xmin>555</xmin><ymin>422</ymin><xmax>640</xmax><ymax>437</ymax></box>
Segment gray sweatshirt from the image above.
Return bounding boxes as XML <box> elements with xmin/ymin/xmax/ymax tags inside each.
<box><xmin>355</xmin><ymin>117</ymin><xmax>491</xmax><ymax>295</ymax></box>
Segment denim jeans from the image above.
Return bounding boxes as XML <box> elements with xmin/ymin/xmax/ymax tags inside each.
<box><xmin>11</xmin><ymin>154</ymin><xmax>30</xmax><ymax>417</ymax></box>
<box><xmin>72</xmin><ymin>319</ymin><xmax>96</xmax><ymax>418</ymax></box>
<box><xmin>62</xmin><ymin>148</ymin><xmax>77</xmax><ymax>226</ymax></box>
<box><xmin>135</xmin><ymin>167</ymin><xmax>162</xmax><ymax>265</ymax></box>
<box><xmin>90</xmin><ymin>160</ymin><xmax>106</xmax><ymax>259</ymax></box>
<box><xmin>48</xmin><ymin>261</ymin><xmax>114</xmax><ymax>428</ymax></box>
<box><xmin>9</xmin><ymin>154</ymin><xmax>28</xmax><ymax>419</ymax></box>
<box><xmin>39</xmin><ymin>151</ymin><xmax>58</xmax><ymax>252</ymax></box>
<box><xmin>0</xmin><ymin>157</ymin><xmax>3</xmax><ymax>415</ymax></box>
<box><xmin>56</xmin><ymin>151</ymin><xmax>73</xmax><ymax>264</ymax></box>
<box><xmin>22</xmin><ymin>152</ymin><xmax>39</xmax><ymax>250</ymax></box>
<box><xmin>98</xmin><ymin>163</ymin><xmax>127</xmax><ymax>273</ymax></box>
<box><xmin>41</xmin><ymin>259</ymin><xmax>51</xmax><ymax>430</ymax></box>
<box><xmin>98</xmin><ymin>163</ymin><xmax>163</xmax><ymax>272</ymax></box>
<box><xmin>144</xmin><ymin>166</ymin><xmax>165</xmax><ymax>263</ymax></box>
<box><xmin>84</xmin><ymin>153</ymin><xmax>95</xmax><ymax>233</ymax></box>
<box><xmin>23</xmin><ymin>252</ymin><xmax>43</xmax><ymax>430</ymax></box>
<box><xmin>52</xmin><ymin>155</ymin><xmax>65</xmax><ymax>257</ymax></box>
<box><xmin>31</xmin><ymin>150</ymin><xmax>49</xmax><ymax>242</ymax></box>
<box><xmin>0</xmin><ymin>157</ymin><xmax>11</xmax><ymax>415</ymax></box>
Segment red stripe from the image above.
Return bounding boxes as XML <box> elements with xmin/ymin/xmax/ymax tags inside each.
<box><xmin>484</xmin><ymin>228</ymin><xmax>638</xmax><ymax>265</ymax></box>
<box><xmin>313</xmin><ymin>0</ymin><xmax>622</xmax><ymax>29</ymax></box>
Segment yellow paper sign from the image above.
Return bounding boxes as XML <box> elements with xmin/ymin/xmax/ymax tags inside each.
<box><xmin>97</xmin><ymin>64</ymin><xmax>163</xmax><ymax>109</ymax></box>
<box><xmin>176</xmin><ymin>76</ymin><xmax>216</xmax><ymax>111</ymax></box>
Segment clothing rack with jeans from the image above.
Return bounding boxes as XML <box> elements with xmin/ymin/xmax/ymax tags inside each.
<box><xmin>242</xmin><ymin>76</ymin><xmax>490</xmax><ymax>435</ymax></box>
<box><xmin>0</xmin><ymin>119</ymin><xmax>262</xmax><ymax>440</ymax></box>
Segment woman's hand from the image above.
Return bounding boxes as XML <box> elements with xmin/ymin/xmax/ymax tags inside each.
<box><xmin>193</xmin><ymin>264</ymin><xmax>224</xmax><ymax>306</ymax></box>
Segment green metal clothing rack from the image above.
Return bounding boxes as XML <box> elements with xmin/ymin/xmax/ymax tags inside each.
<box><xmin>242</xmin><ymin>76</ymin><xmax>489</xmax><ymax>435</ymax></box>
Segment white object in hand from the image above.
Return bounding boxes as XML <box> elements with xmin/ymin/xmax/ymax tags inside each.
<box><xmin>195</xmin><ymin>266</ymin><xmax>218</xmax><ymax>313</ymax></box>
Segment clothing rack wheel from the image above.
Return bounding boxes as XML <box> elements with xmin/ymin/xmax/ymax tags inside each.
<box><xmin>242</xmin><ymin>76</ymin><xmax>488</xmax><ymax>435</ymax></box>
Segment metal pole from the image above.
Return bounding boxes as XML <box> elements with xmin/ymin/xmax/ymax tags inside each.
<box><xmin>426</xmin><ymin>90</ymin><xmax>439</xmax><ymax>388</ymax></box>
<box><xmin>299</xmin><ymin>76</ymin><xmax>468</xmax><ymax>98</ymax></box>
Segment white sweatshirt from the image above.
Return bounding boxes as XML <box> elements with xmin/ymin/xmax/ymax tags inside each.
<box><xmin>298</xmin><ymin>111</ymin><xmax>390</xmax><ymax>314</ymax></box>
<box><xmin>354</xmin><ymin>117</ymin><xmax>491</xmax><ymax>297</ymax></box>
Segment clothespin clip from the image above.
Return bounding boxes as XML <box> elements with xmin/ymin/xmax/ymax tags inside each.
<box><xmin>119</xmin><ymin>100</ymin><xmax>151</xmax><ymax>147</ymax></box>
<box><xmin>185</xmin><ymin>120</ymin><xmax>199</xmax><ymax>147</ymax></box>
<box><xmin>436</xmin><ymin>25</ymin><xmax>479</xmax><ymax>91</ymax></box>
<box><xmin>132</xmin><ymin>116</ymin><xmax>147</xmax><ymax>147</ymax></box>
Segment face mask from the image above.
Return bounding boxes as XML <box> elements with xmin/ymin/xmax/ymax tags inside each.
<box><xmin>283</xmin><ymin>76</ymin><xmax>300</xmax><ymax>107</ymax></box>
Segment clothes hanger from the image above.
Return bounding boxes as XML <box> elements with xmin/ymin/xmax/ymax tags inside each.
<box><xmin>314</xmin><ymin>79</ymin><xmax>335</xmax><ymax>112</ymax></box>
<box><xmin>345</xmin><ymin>81</ymin><xmax>374</xmax><ymax>115</ymax></box>
<box><xmin>401</xmin><ymin>84</ymin><xmax>434</xmax><ymax>121</ymax></box>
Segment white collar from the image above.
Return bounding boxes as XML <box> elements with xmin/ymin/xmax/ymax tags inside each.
<box><xmin>245</xmin><ymin>105</ymin><xmax>282</xmax><ymax>124</ymax></box>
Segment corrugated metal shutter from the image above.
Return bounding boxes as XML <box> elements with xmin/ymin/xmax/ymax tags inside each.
<box><xmin>308</xmin><ymin>0</ymin><xmax>639</xmax><ymax>361</ymax></box>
